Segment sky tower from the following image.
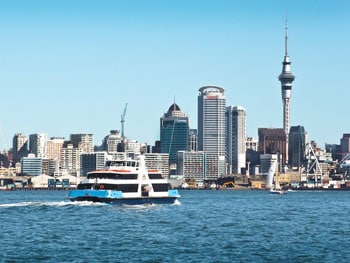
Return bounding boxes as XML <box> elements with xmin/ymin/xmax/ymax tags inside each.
<box><xmin>279</xmin><ymin>16</ymin><xmax>295</xmax><ymax>164</ymax></box>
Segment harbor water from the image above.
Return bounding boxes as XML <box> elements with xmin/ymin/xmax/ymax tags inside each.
<box><xmin>1</xmin><ymin>189</ymin><xmax>350</xmax><ymax>262</ymax></box>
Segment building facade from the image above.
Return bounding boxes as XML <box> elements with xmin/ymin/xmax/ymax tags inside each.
<box><xmin>258</xmin><ymin>128</ymin><xmax>287</xmax><ymax>164</ymax></box>
<box><xmin>60</xmin><ymin>142</ymin><xmax>82</xmax><ymax>176</ymax></box>
<box><xmin>80</xmin><ymin>151</ymin><xmax>108</xmax><ymax>176</ymax></box>
<box><xmin>46</xmin><ymin>137</ymin><xmax>65</xmax><ymax>160</ymax></box>
<box><xmin>177</xmin><ymin>151</ymin><xmax>224</xmax><ymax>181</ymax></box>
<box><xmin>144</xmin><ymin>153</ymin><xmax>169</xmax><ymax>178</ymax></box>
<box><xmin>21</xmin><ymin>154</ymin><xmax>42</xmax><ymax>176</ymax></box>
<box><xmin>70</xmin><ymin>134</ymin><xmax>94</xmax><ymax>153</ymax></box>
<box><xmin>29</xmin><ymin>133</ymin><xmax>48</xmax><ymax>158</ymax></box>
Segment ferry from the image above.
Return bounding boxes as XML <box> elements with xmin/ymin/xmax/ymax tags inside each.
<box><xmin>68</xmin><ymin>155</ymin><xmax>180</xmax><ymax>205</ymax></box>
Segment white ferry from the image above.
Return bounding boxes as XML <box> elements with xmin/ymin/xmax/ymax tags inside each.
<box><xmin>68</xmin><ymin>155</ymin><xmax>180</xmax><ymax>205</ymax></box>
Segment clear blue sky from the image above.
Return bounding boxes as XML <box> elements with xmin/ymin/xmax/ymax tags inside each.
<box><xmin>0</xmin><ymin>0</ymin><xmax>349</xmax><ymax>150</ymax></box>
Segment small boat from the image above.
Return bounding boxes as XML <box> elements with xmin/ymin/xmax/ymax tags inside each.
<box><xmin>267</xmin><ymin>158</ymin><xmax>287</xmax><ymax>195</ymax></box>
<box><xmin>68</xmin><ymin>155</ymin><xmax>180</xmax><ymax>205</ymax></box>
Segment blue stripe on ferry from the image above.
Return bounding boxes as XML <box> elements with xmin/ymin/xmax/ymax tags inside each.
<box><xmin>168</xmin><ymin>189</ymin><xmax>180</xmax><ymax>197</ymax></box>
<box><xmin>69</xmin><ymin>190</ymin><xmax>123</xmax><ymax>199</ymax></box>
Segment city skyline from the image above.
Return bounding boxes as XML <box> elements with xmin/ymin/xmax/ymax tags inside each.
<box><xmin>0</xmin><ymin>0</ymin><xmax>349</xmax><ymax>149</ymax></box>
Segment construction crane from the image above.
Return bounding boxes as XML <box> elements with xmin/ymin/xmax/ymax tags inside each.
<box><xmin>121</xmin><ymin>103</ymin><xmax>128</xmax><ymax>140</ymax></box>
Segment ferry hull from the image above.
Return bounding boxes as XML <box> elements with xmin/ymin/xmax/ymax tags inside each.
<box><xmin>69</xmin><ymin>189</ymin><xmax>180</xmax><ymax>205</ymax></box>
<box><xmin>70</xmin><ymin>196</ymin><xmax>178</xmax><ymax>205</ymax></box>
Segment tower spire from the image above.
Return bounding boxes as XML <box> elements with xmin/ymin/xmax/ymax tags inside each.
<box><xmin>285</xmin><ymin>12</ymin><xmax>288</xmax><ymax>56</ymax></box>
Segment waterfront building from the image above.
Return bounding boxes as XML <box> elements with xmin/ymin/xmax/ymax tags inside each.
<box><xmin>160</xmin><ymin>103</ymin><xmax>189</xmax><ymax>165</ymax></box>
<box><xmin>198</xmin><ymin>86</ymin><xmax>226</xmax><ymax>177</ymax></box>
<box><xmin>12</xmin><ymin>133</ymin><xmax>28</xmax><ymax>165</ymax></box>
<box><xmin>21</xmin><ymin>154</ymin><xmax>42</xmax><ymax>176</ymax></box>
<box><xmin>258</xmin><ymin>128</ymin><xmax>287</xmax><ymax>164</ymax></box>
<box><xmin>177</xmin><ymin>151</ymin><xmax>224</xmax><ymax>181</ymax></box>
<box><xmin>29</xmin><ymin>133</ymin><xmax>48</xmax><ymax>158</ymax></box>
<box><xmin>288</xmin><ymin>126</ymin><xmax>307</xmax><ymax>169</ymax></box>
<box><xmin>80</xmin><ymin>151</ymin><xmax>108</xmax><ymax>176</ymax></box>
<box><xmin>278</xmin><ymin>18</ymin><xmax>295</xmax><ymax>164</ymax></box>
<box><xmin>177</xmin><ymin>151</ymin><xmax>205</xmax><ymax>182</ymax></box>
<box><xmin>70</xmin><ymin>134</ymin><xmax>94</xmax><ymax>153</ymax></box>
<box><xmin>144</xmin><ymin>153</ymin><xmax>169</xmax><ymax>177</ymax></box>
<box><xmin>226</xmin><ymin>106</ymin><xmax>246</xmax><ymax>174</ymax></box>
<box><xmin>189</xmin><ymin>129</ymin><xmax>198</xmax><ymax>151</ymax></box>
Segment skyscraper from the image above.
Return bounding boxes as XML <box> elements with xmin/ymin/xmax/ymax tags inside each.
<box><xmin>160</xmin><ymin>103</ymin><xmax>189</xmax><ymax>165</ymax></box>
<box><xmin>198</xmin><ymin>86</ymin><xmax>226</xmax><ymax>177</ymax></box>
<box><xmin>226</xmin><ymin>106</ymin><xmax>246</xmax><ymax>174</ymax></box>
<box><xmin>289</xmin><ymin>126</ymin><xmax>307</xmax><ymax>168</ymax></box>
<box><xmin>279</xmin><ymin>18</ymin><xmax>295</xmax><ymax>164</ymax></box>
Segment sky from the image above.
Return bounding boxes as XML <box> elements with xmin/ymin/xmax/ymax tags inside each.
<box><xmin>0</xmin><ymin>0</ymin><xmax>349</xmax><ymax>150</ymax></box>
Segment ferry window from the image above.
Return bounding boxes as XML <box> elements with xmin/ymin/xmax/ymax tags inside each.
<box><xmin>152</xmin><ymin>183</ymin><xmax>170</xmax><ymax>192</ymax></box>
<box><xmin>149</xmin><ymin>174</ymin><xmax>163</xmax><ymax>179</ymax></box>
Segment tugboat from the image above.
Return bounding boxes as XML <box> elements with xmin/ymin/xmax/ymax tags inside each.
<box><xmin>69</xmin><ymin>155</ymin><xmax>180</xmax><ymax>205</ymax></box>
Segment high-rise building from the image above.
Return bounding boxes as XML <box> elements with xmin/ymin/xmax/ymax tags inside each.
<box><xmin>12</xmin><ymin>133</ymin><xmax>28</xmax><ymax>164</ymax></box>
<box><xmin>198</xmin><ymin>86</ymin><xmax>226</xmax><ymax>177</ymax></box>
<box><xmin>226</xmin><ymin>106</ymin><xmax>246</xmax><ymax>174</ymax></box>
<box><xmin>288</xmin><ymin>126</ymin><xmax>307</xmax><ymax>168</ymax></box>
<box><xmin>70</xmin><ymin>134</ymin><xmax>94</xmax><ymax>153</ymax></box>
<box><xmin>160</xmin><ymin>103</ymin><xmax>189</xmax><ymax>165</ymax></box>
<box><xmin>29</xmin><ymin>133</ymin><xmax>48</xmax><ymax>158</ymax></box>
<box><xmin>279</xmin><ymin>18</ymin><xmax>295</xmax><ymax>164</ymax></box>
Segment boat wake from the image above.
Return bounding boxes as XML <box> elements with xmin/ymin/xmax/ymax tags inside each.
<box><xmin>173</xmin><ymin>199</ymin><xmax>182</xmax><ymax>206</ymax></box>
<box><xmin>0</xmin><ymin>200</ymin><xmax>105</xmax><ymax>208</ymax></box>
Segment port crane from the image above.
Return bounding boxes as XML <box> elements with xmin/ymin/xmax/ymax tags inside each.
<box><xmin>121</xmin><ymin>103</ymin><xmax>128</xmax><ymax>140</ymax></box>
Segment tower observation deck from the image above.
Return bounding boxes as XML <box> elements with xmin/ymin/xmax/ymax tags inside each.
<box><xmin>279</xmin><ymin>17</ymin><xmax>295</xmax><ymax>164</ymax></box>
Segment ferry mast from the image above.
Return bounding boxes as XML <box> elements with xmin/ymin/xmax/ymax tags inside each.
<box><xmin>278</xmin><ymin>16</ymin><xmax>295</xmax><ymax>164</ymax></box>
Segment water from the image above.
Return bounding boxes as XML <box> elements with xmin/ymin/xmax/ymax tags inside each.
<box><xmin>0</xmin><ymin>190</ymin><xmax>350</xmax><ymax>262</ymax></box>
